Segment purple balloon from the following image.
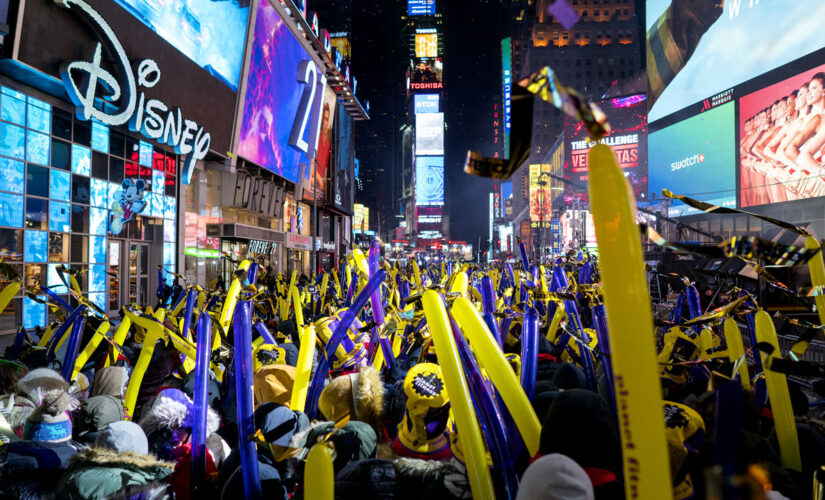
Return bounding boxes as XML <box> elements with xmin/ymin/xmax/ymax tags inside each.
<box><xmin>521</xmin><ymin>308</ymin><xmax>539</xmax><ymax>402</ymax></box>
<box><xmin>190</xmin><ymin>313</ymin><xmax>213</xmax><ymax>494</ymax></box>
<box><xmin>60</xmin><ymin>313</ymin><xmax>87</xmax><ymax>382</ymax></box>
<box><xmin>233</xmin><ymin>300</ymin><xmax>262</xmax><ymax>499</ymax></box>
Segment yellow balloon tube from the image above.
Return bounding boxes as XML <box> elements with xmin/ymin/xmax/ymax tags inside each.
<box><xmin>412</xmin><ymin>259</ymin><xmax>422</xmax><ymax>289</ymax></box>
<box><xmin>0</xmin><ymin>281</ymin><xmax>20</xmax><ymax>313</ymax></box>
<box><xmin>305</xmin><ymin>443</ymin><xmax>335</xmax><ymax>500</ymax></box>
<box><xmin>37</xmin><ymin>322</ymin><xmax>58</xmax><ymax>348</ymax></box>
<box><xmin>588</xmin><ymin>144</ymin><xmax>672</xmax><ymax>500</ymax></box>
<box><xmin>452</xmin><ymin>297</ymin><xmax>541</xmax><ymax>456</ymax></box>
<box><xmin>104</xmin><ymin>315</ymin><xmax>132</xmax><ymax>367</ymax></box>
<box><xmin>422</xmin><ymin>291</ymin><xmax>494</xmax><ymax>500</ymax></box>
<box><xmin>801</xmin><ymin>236</ymin><xmax>825</xmax><ymax>357</ymax></box>
<box><xmin>290</xmin><ymin>324</ymin><xmax>316</xmax><ymax>412</ymax></box>
<box><xmin>546</xmin><ymin>306</ymin><xmax>566</xmax><ymax>342</ymax></box>
<box><xmin>123</xmin><ymin>309</ymin><xmax>167</xmax><ymax>419</ymax></box>
<box><xmin>723</xmin><ymin>318</ymin><xmax>750</xmax><ymax>391</ymax></box>
<box><xmin>71</xmin><ymin>320</ymin><xmax>111</xmax><ymax>380</ymax></box>
<box><xmin>449</xmin><ymin>272</ymin><xmax>469</xmax><ymax>297</ymax></box>
<box><xmin>755</xmin><ymin>310</ymin><xmax>801</xmax><ymax>471</ymax></box>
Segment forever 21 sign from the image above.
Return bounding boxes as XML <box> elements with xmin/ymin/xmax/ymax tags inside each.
<box><xmin>222</xmin><ymin>170</ymin><xmax>287</xmax><ymax>219</ymax></box>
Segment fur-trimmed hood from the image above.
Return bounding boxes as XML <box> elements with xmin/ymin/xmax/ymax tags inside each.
<box><xmin>354</xmin><ymin>364</ymin><xmax>385</xmax><ymax>438</ymax></box>
<box><xmin>67</xmin><ymin>447</ymin><xmax>174</xmax><ymax>471</ymax></box>
<box><xmin>138</xmin><ymin>390</ymin><xmax>220</xmax><ymax>438</ymax></box>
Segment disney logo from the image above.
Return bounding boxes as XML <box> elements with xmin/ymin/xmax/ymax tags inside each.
<box><xmin>55</xmin><ymin>0</ymin><xmax>210</xmax><ymax>185</ymax></box>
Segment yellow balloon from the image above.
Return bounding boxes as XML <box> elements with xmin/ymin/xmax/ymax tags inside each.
<box><xmin>123</xmin><ymin>308</ymin><xmax>167</xmax><ymax>419</ymax></box>
<box><xmin>449</xmin><ymin>272</ymin><xmax>469</xmax><ymax>297</ymax></box>
<box><xmin>422</xmin><ymin>291</ymin><xmax>494</xmax><ymax>500</ymax></box>
<box><xmin>290</xmin><ymin>324</ymin><xmax>317</xmax><ymax>412</ymax></box>
<box><xmin>305</xmin><ymin>443</ymin><xmax>335</xmax><ymax>500</ymax></box>
<box><xmin>723</xmin><ymin>318</ymin><xmax>750</xmax><ymax>391</ymax></box>
<box><xmin>0</xmin><ymin>281</ymin><xmax>20</xmax><ymax>313</ymax></box>
<box><xmin>104</xmin><ymin>316</ymin><xmax>132</xmax><ymax>367</ymax></box>
<box><xmin>801</xmin><ymin>236</ymin><xmax>825</xmax><ymax>357</ymax></box>
<box><xmin>588</xmin><ymin>144</ymin><xmax>672</xmax><ymax>500</ymax></box>
<box><xmin>451</xmin><ymin>297</ymin><xmax>541</xmax><ymax>456</ymax></box>
<box><xmin>755</xmin><ymin>310</ymin><xmax>801</xmax><ymax>471</ymax></box>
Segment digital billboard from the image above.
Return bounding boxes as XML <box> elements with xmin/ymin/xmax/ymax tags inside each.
<box><xmin>353</xmin><ymin>203</ymin><xmax>365</xmax><ymax>232</ymax></box>
<box><xmin>528</xmin><ymin>164</ymin><xmax>552</xmax><ymax>225</ymax></box>
<box><xmin>564</xmin><ymin>94</ymin><xmax>647</xmax><ymax>200</ymax></box>
<box><xmin>415</xmin><ymin>33</ymin><xmax>439</xmax><ymax>58</ymax></box>
<box><xmin>417</xmin><ymin>206</ymin><xmax>442</xmax><ymax>239</ymax></box>
<box><xmin>302</xmin><ymin>86</ymin><xmax>337</xmax><ymax>202</ymax></box>
<box><xmin>414</xmin><ymin>94</ymin><xmax>440</xmax><ymax>114</ymax></box>
<box><xmin>649</xmin><ymin>101</ymin><xmax>736</xmax><ymax>216</ymax></box>
<box><xmin>740</xmin><ymin>65</ymin><xmax>825</xmax><ymax>207</ymax></box>
<box><xmin>238</xmin><ymin>0</ymin><xmax>322</xmax><ymax>184</ymax></box>
<box><xmin>502</xmin><ymin>38</ymin><xmax>512</xmax><ymax>158</ymax></box>
<box><xmin>334</xmin><ymin>103</ymin><xmax>355</xmax><ymax>213</ymax></box>
<box><xmin>408</xmin><ymin>0</ymin><xmax>436</xmax><ymax>16</ymax></box>
<box><xmin>647</xmin><ymin>0</ymin><xmax>825</xmax><ymax>121</ymax></box>
<box><xmin>410</xmin><ymin>58</ymin><xmax>443</xmax><ymax>91</ymax></box>
<box><xmin>416</xmin><ymin>113</ymin><xmax>444</xmax><ymax>155</ymax></box>
<box><xmin>415</xmin><ymin>156</ymin><xmax>444</xmax><ymax>206</ymax></box>
<box><xmin>113</xmin><ymin>0</ymin><xmax>249</xmax><ymax>90</ymax></box>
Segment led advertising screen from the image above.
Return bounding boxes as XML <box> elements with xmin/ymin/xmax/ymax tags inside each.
<box><xmin>238</xmin><ymin>0</ymin><xmax>320</xmax><ymax>184</ymax></box>
<box><xmin>528</xmin><ymin>164</ymin><xmax>552</xmax><ymax>225</ymax></box>
<box><xmin>408</xmin><ymin>0</ymin><xmax>436</xmax><ymax>16</ymax></box>
<box><xmin>416</xmin><ymin>113</ymin><xmax>444</xmax><ymax>156</ymax></box>
<box><xmin>113</xmin><ymin>0</ymin><xmax>249</xmax><ymax>90</ymax></box>
<box><xmin>334</xmin><ymin>103</ymin><xmax>355</xmax><ymax>213</ymax></box>
<box><xmin>414</xmin><ymin>94</ymin><xmax>440</xmax><ymax>114</ymax></box>
<box><xmin>502</xmin><ymin>38</ymin><xmax>512</xmax><ymax>158</ymax></box>
<box><xmin>417</xmin><ymin>206</ymin><xmax>442</xmax><ymax>239</ymax></box>
<box><xmin>740</xmin><ymin>65</ymin><xmax>825</xmax><ymax>207</ymax></box>
<box><xmin>302</xmin><ymin>86</ymin><xmax>337</xmax><ymax>202</ymax></box>
<box><xmin>415</xmin><ymin>156</ymin><xmax>444</xmax><ymax>206</ymax></box>
<box><xmin>415</xmin><ymin>33</ymin><xmax>438</xmax><ymax>58</ymax></box>
<box><xmin>410</xmin><ymin>58</ymin><xmax>443</xmax><ymax>91</ymax></box>
<box><xmin>647</xmin><ymin>0</ymin><xmax>825</xmax><ymax>122</ymax></box>
<box><xmin>564</xmin><ymin>94</ymin><xmax>647</xmax><ymax>201</ymax></box>
<box><xmin>649</xmin><ymin>101</ymin><xmax>737</xmax><ymax>216</ymax></box>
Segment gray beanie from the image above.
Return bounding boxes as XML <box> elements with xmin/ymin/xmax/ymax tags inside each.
<box><xmin>96</xmin><ymin>420</ymin><xmax>149</xmax><ymax>455</ymax></box>
<box><xmin>516</xmin><ymin>454</ymin><xmax>595</xmax><ymax>500</ymax></box>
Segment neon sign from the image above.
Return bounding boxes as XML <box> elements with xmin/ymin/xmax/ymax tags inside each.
<box><xmin>56</xmin><ymin>0</ymin><xmax>210</xmax><ymax>185</ymax></box>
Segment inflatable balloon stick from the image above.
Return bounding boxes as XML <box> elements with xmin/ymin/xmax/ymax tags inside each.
<box><xmin>422</xmin><ymin>291</ymin><xmax>495</xmax><ymax>500</ymax></box>
<box><xmin>60</xmin><ymin>314</ymin><xmax>88</xmax><ymax>382</ymax></box>
<box><xmin>305</xmin><ymin>442</ymin><xmax>335</xmax><ymax>500</ymax></box>
<box><xmin>591</xmin><ymin>304</ymin><xmax>616</xmax><ymax>408</ymax></box>
<box><xmin>588</xmin><ymin>143</ymin><xmax>672</xmax><ymax>499</ymax></box>
<box><xmin>518</xmin><ymin>239</ymin><xmax>530</xmax><ymax>270</ymax></box>
<box><xmin>219</xmin><ymin>259</ymin><xmax>251</xmax><ymax>336</ymax></box>
<box><xmin>521</xmin><ymin>308</ymin><xmax>539</xmax><ymax>401</ymax></box>
<box><xmin>123</xmin><ymin>308</ymin><xmax>168</xmax><ymax>419</ymax></box>
<box><xmin>233</xmin><ymin>300</ymin><xmax>262</xmax><ymax>499</ymax></box>
<box><xmin>290</xmin><ymin>322</ymin><xmax>317</xmax><ymax>412</ymax></box>
<box><xmin>71</xmin><ymin>319</ymin><xmax>111</xmax><ymax>380</ymax></box>
<box><xmin>754</xmin><ymin>310</ymin><xmax>801</xmax><ymax>471</ymax></box>
<box><xmin>452</xmin><ymin>297</ymin><xmax>541</xmax><ymax>456</ymax></box>
<box><xmin>368</xmin><ymin>241</ymin><xmax>385</xmax><ymax>326</ymax></box>
<box><xmin>803</xmin><ymin>236</ymin><xmax>825</xmax><ymax>355</ymax></box>
<box><xmin>0</xmin><ymin>281</ymin><xmax>20</xmax><ymax>313</ymax></box>
<box><xmin>723</xmin><ymin>318</ymin><xmax>750</xmax><ymax>391</ymax></box>
<box><xmin>105</xmin><ymin>315</ymin><xmax>132</xmax><ymax>367</ymax></box>
<box><xmin>191</xmin><ymin>313</ymin><xmax>213</xmax><ymax>494</ymax></box>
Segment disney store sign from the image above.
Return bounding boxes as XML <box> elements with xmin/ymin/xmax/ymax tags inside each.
<box><xmin>55</xmin><ymin>0</ymin><xmax>210</xmax><ymax>185</ymax></box>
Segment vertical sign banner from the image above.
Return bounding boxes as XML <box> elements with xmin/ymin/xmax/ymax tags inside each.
<box><xmin>488</xmin><ymin>193</ymin><xmax>494</xmax><ymax>260</ymax></box>
<box><xmin>415</xmin><ymin>157</ymin><xmax>445</xmax><ymax>206</ymax></box>
<box><xmin>528</xmin><ymin>164</ymin><xmax>552</xmax><ymax>226</ymax></box>
<box><xmin>416</xmin><ymin>113</ymin><xmax>445</xmax><ymax>155</ymax></box>
<box><xmin>501</xmin><ymin>38</ymin><xmax>512</xmax><ymax>159</ymax></box>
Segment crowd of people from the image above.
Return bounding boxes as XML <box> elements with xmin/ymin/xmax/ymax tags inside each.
<box><xmin>741</xmin><ymin>72</ymin><xmax>825</xmax><ymax>206</ymax></box>
<box><xmin>0</xmin><ymin>253</ymin><xmax>822</xmax><ymax>500</ymax></box>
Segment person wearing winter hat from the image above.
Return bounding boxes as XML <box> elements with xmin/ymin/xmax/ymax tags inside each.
<box><xmin>91</xmin><ymin>365</ymin><xmax>129</xmax><ymax>398</ymax></box>
<box><xmin>0</xmin><ymin>367</ymin><xmax>70</xmax><ymax>435</ymax></box>
<box><xmin>138</xmin><ymin>388</ymin><xmax>221</xmax><ymax>462</ymax></box>
<box><xmin>318</xmin><ymin>364</ymin><xmax>385</xmax><ymax>439</ymax></box>
<box><xmin>23</xmin><ymin>388</ymin><xmax>74</xmax><ymax>443</ymax></box>
<box><xmin>253</xmin><ymin>364</ymin><xmax>296</xmax><ymax>409</ymax></box>
<box><xmin>517</xmin><ymin>454</ymin><xmax>596</xmax><ymax>500</ymax></box>
<box><xmin>56</xmin><ymin>421</ymin><xmax>175</xmax><ymax>500</ymax></box>
<box><xmin>392</xmin><ymin>363</ymin><xmax>452</xmax><ymax>461</ymax></box>
<box><xmin>539</xmin><ymin>389</ymin><xmax>624</xmax><ymax>499</ymax></box>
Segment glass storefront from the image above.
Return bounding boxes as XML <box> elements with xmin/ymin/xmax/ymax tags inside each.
<box><xmin>0</xmin><ymin>84</ymin><xmax>179</xmax><ymax>332</ymax></box>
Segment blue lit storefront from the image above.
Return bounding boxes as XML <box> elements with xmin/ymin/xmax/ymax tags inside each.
<box><xmin>0</xmin><ymin>0</ymin><xmax>243</xmax><ymax>333</ymax></box>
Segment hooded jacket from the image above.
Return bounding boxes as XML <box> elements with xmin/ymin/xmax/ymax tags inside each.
<box><xmin>0</xmin><ymin>440</ymin><xmax>79</xmax><ymax>500</ymax></box>
<box><xmin>55</xmin><ymin>447</ymin><xmax>174</xmax><ymax>500</ymax></box>
<box><xmin>138</xmin><ymin>389</ymin><xmax>220</xmax><ymax>461</ymax></box>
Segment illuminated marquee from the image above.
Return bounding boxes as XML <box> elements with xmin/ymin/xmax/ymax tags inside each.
<box><xmin>569</xmin><ymin>134</ymin><xmax>640</xmax><ymax>173</ymax></box>
<box><xmin>56</xmin><ymin>0</ymin><xmax>210</xmax><ymax>185</ymax></box>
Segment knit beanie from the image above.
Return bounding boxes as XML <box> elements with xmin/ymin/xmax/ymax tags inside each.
<box><xmin>516</xmin><ymin>454</ymin><xmax>595</xmax><ymax>500</ymax></box>
<box><xmin>23</xmin><ymin>389</ymin><xmax>73</xmax><ymax>443</ymax></box>
<box><xmin>17</xmin><ymin>367</ymin><xmax>70</xmax><ymax>402</ymax></box>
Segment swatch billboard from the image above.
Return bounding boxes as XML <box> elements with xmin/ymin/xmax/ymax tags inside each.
<box><xmin>238</xmin><ymin>0</ymin><xmax>326</xmax><ymax>185</ymax></box>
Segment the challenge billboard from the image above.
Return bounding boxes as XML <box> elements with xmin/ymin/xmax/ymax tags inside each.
<box><xmin>415</xmin><ymin>156</ymin><xmax>444</xmax><ymax>206</ymax></box>
<box><xmin>112</xmin><ymin>0</ymin><xmax>249</xmax><ymax>90</ymax></box>
<box><xmin>564</xmin><ymin>94</ymin><xmax>647</xmax><ymax>200</ymax></box>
